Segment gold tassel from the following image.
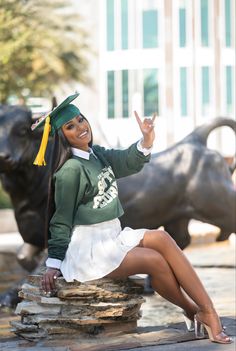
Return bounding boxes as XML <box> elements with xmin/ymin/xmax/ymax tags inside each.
<box><xmin>33</xmin><ymin>116</ymin><xmax>51</xmax><ymax>166</ymax></box>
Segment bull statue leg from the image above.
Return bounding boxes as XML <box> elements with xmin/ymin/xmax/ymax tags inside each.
<box><xmin>0</xmin><ymin>280</ymin><xmax>25</xmax><ymax>308</ymax></box>
<box><xmin>164</xmin><ymin>219</ymin><xmax>191</xmax><ymax>250</ymax></box>
<box><xmin>16</xmin><ymin>243</ymin><xmax>44</xmax><ymax>272</ymax></box>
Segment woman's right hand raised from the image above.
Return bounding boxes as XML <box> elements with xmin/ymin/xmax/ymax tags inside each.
<box><xmin>41</xmin><ymin>267</ymin><xmax>61</xmax><ymax>294</ymax></box>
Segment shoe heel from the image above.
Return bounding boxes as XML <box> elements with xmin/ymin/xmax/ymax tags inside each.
<box><xmin>194</xmin><ymin>316</ymin><xmax>205</xmax><ymax>339</ymax></box>
<box><xmin>183</xmin><ymin>314</ymin><xmax>194</xmax><ymax>332</ymax></box>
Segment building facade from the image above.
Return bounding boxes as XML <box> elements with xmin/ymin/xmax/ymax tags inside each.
<box><xmin>76</xmin><ymin>0</ymin><xmax>235</xmax><ymax>154</ymax></box>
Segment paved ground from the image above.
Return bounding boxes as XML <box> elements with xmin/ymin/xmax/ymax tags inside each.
<box><xmin>120</xmin><ymin>337</ymin><xmax>236</xmax><ymax>351</ymax></box>
<box><xmin>0</xmin><ymin>224</ymin><xmax>235</xmax><ymax>350</ymax></box>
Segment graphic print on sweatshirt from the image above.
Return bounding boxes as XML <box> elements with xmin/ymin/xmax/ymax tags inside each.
<box><xmin>93</xmin><ymin>166</ymin><xmax>118</xmax><ymax>209</ymax></box>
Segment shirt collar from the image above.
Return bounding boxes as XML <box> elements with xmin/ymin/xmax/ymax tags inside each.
<box><xmin>71</xmin><ymin>147</ymin><xmax>97</xmax><ymax>160</ymax></box>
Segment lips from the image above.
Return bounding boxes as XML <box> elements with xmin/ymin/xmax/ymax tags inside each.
<box><xmin>79</xmin><ymin>129</ymin><xmax>89</xmax><ymax>138</ymax></box>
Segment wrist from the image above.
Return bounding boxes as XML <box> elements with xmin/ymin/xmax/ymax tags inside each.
<box><xmin>46</xmin><ymin>257</ymin><xmax>62</xmax><ymax>270</ymax></box>
<box><xmin>137</xmin><ymin>139</ymin><xmax>153</xmax><ymax>156</ymax></box>
<box><xmin>141</xmin><ymin>139</ymin><xmax>153</xmax><ymax>149</ymax></box>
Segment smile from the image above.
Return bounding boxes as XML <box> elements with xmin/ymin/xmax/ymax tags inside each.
<box><xmin>79</xmin><ymin>129</ymin><xmax>89</xmax><ymax>138</ymax></box>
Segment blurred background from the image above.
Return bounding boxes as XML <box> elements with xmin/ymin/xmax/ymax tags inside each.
<box><xmin>0</xmin><ymin>0</ymin><xmax>235</xmax><ymax>151</ymax></box>
<box><xmin>0</xmin><ymin>1</ymin><xmax>235</xmax><ymax>339</ymax></box>
<box><xmin>1</xmin><ymin>0</ymin><xmax>235</xmax><ymax>207</ymax></box>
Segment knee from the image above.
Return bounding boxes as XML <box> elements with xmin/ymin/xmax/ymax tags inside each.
<box><xmin>157</xmin><ymin>229</ymin><xmax>176</xmax><ymax>244</ymax></box>
<box><xmin>144</xmin><ymin>229</ymin><xmax>176</xmax><ymax>249</ymax></box>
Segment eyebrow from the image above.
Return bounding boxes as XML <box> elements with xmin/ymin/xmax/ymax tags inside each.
<box><xmin>64</xmin><ymin>120</ymin><xmax>74</xmax><ymax>126</ymax></box>
<box><xmin>64</xmin><ymin>115</ymin><xmax>81</xmax><ymax>127</ymax></box>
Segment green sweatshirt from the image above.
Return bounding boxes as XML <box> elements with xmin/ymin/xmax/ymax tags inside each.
<box><xmin>48</xmin><ymin>142</ymin><xmax>150</xmax><ymax>261</ymax></box>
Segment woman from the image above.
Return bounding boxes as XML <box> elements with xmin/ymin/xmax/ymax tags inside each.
<box><xmin>33</xmin><ymin>93</ymin><xmax>232</xmax><ymax>344</ymax></box>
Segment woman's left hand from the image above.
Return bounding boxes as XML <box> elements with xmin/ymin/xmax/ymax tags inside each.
<box><xmin>134</xmin><ymin>111</ymin><xmax>156</xmax><ymax>148</ymax></box>
<box><xmin>41</xmin><ymin>268</ymin><xmax>61</xmax><ymax>295</ymax></box>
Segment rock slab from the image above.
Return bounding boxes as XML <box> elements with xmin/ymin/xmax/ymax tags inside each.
<box><xmin>11</xmin><ymin>274</ymin><xmax>145</xmax><ymax>340</ymax></box>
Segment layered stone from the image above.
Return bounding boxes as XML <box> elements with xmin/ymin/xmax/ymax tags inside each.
<box><xmin>11</xmin><ymin>275</ymin><xmax>145</xmax><ymax>340</ymax></box>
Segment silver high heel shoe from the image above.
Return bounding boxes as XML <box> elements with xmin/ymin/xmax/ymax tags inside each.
<box><xmin>183</xmin><ymin>311</ymin><xmax>226</xmax><ymax>334</ymax></box>
<box><xmin>183</xmin><ymin>313</ymin><xmax>194</xmax><ymax>332</ymax></box>
<box><xmin>194</xmin><ymin>314</ymin><xmax>232</xmax><ymax>344</ymax></box>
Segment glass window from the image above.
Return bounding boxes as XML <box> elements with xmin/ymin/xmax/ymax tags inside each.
<box><xmin>107</xmin><ymin>71</ymin><xmax>115</xmax><ymax>118</ymax></box>
<box><xmin>200</xmin><ymin>0</ymin><xmax>209</xmax><ymax>46</ymax></box>
<box><xmin>142</xmin><ymin>10</ymin><xmax>158</xmax><ymax>48</ymax></box>
<box><xmin>121</xmin><ymin>0</ymin><xmax>128</xmax><ymax>50</ymax></box>
<box><xmin>180</xmin><ymin>67</ymin><xmax>188</xmax><ymax>116</ymax></box>
<box><xmin>122</xmin><ymin>70</ymin><xmax>129</xmax><ymax>118</ymax></box>
<box><xmin>106</xmin><ymin>0</ymin><xmax>115</xmax><ymax>51</ymax></box>
<box><xmin>225</xmin><ymin>0</ymin><xmax>231</xmax><ymax>47</ymax></box>
<box><xmin>179</xmin><ymin>6</ymin><xmax>186</xmax><ymax>47</ymax></box>
<box><xmin>143</xmin><ymin>69</ymin><xmax>159</xmax><ymax>116</ymax></box>
<box><xmin>201</xmin><ymin>66</ymin><xmax>210</xmax><ymax>116</ymax></box>
<box><xmin>226</xmin><ymin>66</ymin><xmax>233</xmax><ymax>113</ymax></box>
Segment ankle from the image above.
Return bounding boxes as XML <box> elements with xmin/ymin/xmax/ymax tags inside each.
<box><xmin>183</xmin><ymin>307</ymin><xmax>198</xmax><ymax>320</ymax></box>
<box><xmin>198</xmin><ymin>304</ymin><xmax>215</xmax><ymax>314</ymax></box>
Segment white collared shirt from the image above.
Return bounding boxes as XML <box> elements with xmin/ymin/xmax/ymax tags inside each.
<box><xmin>71</xmin><ymin>140</ymin><xmax>152</xmax><ymax>160</ymax></box>
<box><xmin>71</xmin><ymin>147</ymin><xmax>97</xmax><ymax>159</ymax></box>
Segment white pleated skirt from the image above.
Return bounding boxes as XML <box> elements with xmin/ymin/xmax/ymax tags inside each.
<box><xmin>60</xmin><ymin>218</ymin><xmax>147</xmax><ymax>283</ymax></box>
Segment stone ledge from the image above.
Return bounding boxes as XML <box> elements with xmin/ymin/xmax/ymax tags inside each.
<box><xmin>11</xmin><ymin>275</ymin><xmax>145</xmax><ymax>341</ymax></box>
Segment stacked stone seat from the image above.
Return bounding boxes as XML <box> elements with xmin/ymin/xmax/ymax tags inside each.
<box><xmin>11</xmin><ymin>274</ymin><xmax>145</xmax><ymax>340</ymax></box>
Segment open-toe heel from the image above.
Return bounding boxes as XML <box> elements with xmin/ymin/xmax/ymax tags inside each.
<box><xmin>194</xmin><ymin>316</ymin><xmax>205</xmax><ymax>339</ymax></box>
<box><xmin>183</xmin><ymin>313</ymin><xmax>194</xmax><ymax>332</ymax></box>
<box><xmin>194</xmin><ymin>315</ymin><xmax>232</xmax><ymax>344</ymax></box>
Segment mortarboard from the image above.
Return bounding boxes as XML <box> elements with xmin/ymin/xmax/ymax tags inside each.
<box><xmin>32</xmin><ymin>93</ymin><xmax>80</xmax><ymax>166</ymax></box>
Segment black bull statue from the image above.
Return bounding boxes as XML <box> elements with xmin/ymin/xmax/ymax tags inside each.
<box><xmin>0</xmin><ymin>105</ymin><xmax>235</xmax><ymax>305</ymax></box>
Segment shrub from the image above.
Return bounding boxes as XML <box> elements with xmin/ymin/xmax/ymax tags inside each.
<box><xmin>0</xmin><ymin>182</ymin><xmax>12</xmax><ymax>208</ymax></box>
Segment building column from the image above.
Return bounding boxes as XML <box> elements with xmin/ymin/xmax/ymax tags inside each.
<box><xmin>164</xmin><ymin>0</ymin><xmax>174</xmax><ymax>145</ymax></box>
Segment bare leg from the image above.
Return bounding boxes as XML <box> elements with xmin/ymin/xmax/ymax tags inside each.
<box><xmin>106</xmin><ymin>246</ymin><xmax>197</xmax><ymax>316</ymax></box>
<box><xmin>106</xmin><ymin>230</ymin><xmax>231</xmax><ymax>342</ymax></box>
<box><xmin>141</xmin><ymin>230</ymin><xmax>212</xmax><ymax>308</ymax></box>
<box><xmin>141</xmin><ymin>230</ymin><xmax>230</xmax><ymax>340</ymax></box>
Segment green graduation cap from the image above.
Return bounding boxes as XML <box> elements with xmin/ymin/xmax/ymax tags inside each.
<box><xmin>32</xmin><ymin>92</ymin><xmax>80</xmax><ymax>166</ymax></box>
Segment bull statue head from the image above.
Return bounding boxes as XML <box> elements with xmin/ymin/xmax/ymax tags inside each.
<box><xmin>0</xmin><ymin>105</ymin><xmax>51</xmax><ymax>271</ymax></box>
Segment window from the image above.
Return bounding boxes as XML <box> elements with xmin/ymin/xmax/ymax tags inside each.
<box><xmin>107</xmin><ymin>71</ymin><xmax>115</xmax><ymax>118</ymax></box>
<box><xmin>143</xmin><ymin>69</ymin><xmax>159</xmax><ymax>116</ymax></box>
<box><xmin>142</xmin><ymin>8</ymin><xmax>158</xmax><ymax>48</ymax></box>
<box><xmin>106</xmin><ymin>0</ymin><xmax>115</xmax><ymax>51</ymax></box>
<box><xmin>179</xmin><ymin>5</ymin><xmax>186</xmax><ymax>47</ymax></box>
<box><xmin>180</xmin><ymin>67</ymin><xmax>188</xmax><ymax>116</ymax></box>
<box><xmin>225</xmin><ymin>0</ymin><xmax>232</xmax><ymax>47</ymax></box>
<box><xmin>200</xmin><ymin>0</ymin><xmax>209</xmax><ymax>46</ymax></box>
<box><xmin>122</xmin><ymin>70</ymin><xmax>129</xmax><ymax>117</ymax></box>
<box><xmin>201</xmin><ymin>66</ymin><xmax>210</xmax><ymax>116</ymax></box>
<box><xmin>225</xmin><ymin>66</ymin><xmax>233</xmax><ymax>113</ymax></box>
<box><xmin>121</xmin><ymin>0</ymin><xmax>128</xmax><ymax>50</ymax></box>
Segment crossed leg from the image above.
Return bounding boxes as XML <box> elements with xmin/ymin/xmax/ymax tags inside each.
<box><xmin>106</xmin><ymin>235</ymin><xmax>198</xmax><ymax>317</ymax></box>
<box><xmin>106</xmin><ymin>229</ymin><xmax>228</xmax><ymax>341</ymax></box>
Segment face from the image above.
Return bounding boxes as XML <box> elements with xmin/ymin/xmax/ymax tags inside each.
<box><xmin>61</xmin><ymin>115</ymin><xmax>92</xmax><ymax>151</ymax></box>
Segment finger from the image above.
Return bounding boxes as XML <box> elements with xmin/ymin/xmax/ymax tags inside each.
<box><xmin>49</xmin><ymin>275</ymin><xmax>56</xmax><ymax>291</ymax></box>
<box><xmin>44</xmin><ymin>274</ymin><xmax>53</xmax><ymax>293</ymax></box>
<box><xmin>41</xmin><ymin>276</ymin><xmax>46</xmax><ymax>292</ymax></box>
<box><xmin>52</xmin><ymin>271</ymin><xmax>60</xmax><ymax>283</ymax></box>
<box><xmin>55</xmin><ymin>270</ymin><xmax>61</xmax><ymax>278</ymax></box>
<box><xmin>134</xmin><ymin>111</ymin><xmax>142</xmax><ymax>128</ymax></box>
<box><xmin>151</xmin><ymin>112</ymin><xmax>157</xmax><ymax>123</ymax></box>
<box><xmin>143</xmin><ymin>118</ymin><xmax>155</xmax><ymax>130</ymax></box>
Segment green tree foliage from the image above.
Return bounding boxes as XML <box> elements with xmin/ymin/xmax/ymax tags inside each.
<box><xmin>0</xmin><ymin>0</ymin><xmax>90</xmax><ymax>103</ymax></box>
<box><xmin>0</xmin><ymin>182</ymin><xmax>12</xmax><ymax>208</ymax></box>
